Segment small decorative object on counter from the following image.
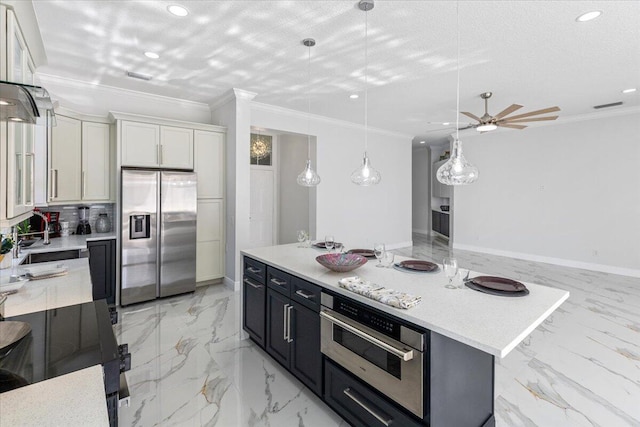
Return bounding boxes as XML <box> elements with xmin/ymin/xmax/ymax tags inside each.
<box><xmin>95</xmin><ymin>213</ymin><xmax>111</xmax><ymax>233</ymax></box>
<box><xmin>316</xmin><ymin>253</ymin><xmax>367</xmax><ymax>272</ymax></box>
<box><xmin>0</xmin><ymin>234</ymin><xmax>14</xmax><ymax>269</ymax></box>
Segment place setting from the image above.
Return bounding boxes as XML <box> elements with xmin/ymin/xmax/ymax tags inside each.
<box><xmin>441</xmin><ymin>257</ymin><xmax>530</xmax><ymax>297</ymax></box>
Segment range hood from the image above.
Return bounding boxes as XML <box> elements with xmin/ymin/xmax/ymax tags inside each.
<box><xmin>0</xmin><ymin>80</ymin><xmax>56</xmax><ymax>125</ymax></box>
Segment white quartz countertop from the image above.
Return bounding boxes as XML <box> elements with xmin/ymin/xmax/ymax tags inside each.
<box><xmin>241</xmin><ymin>244</ymin><xmax>569</xmax><ymax>358</ymax></box>
<box><xmin>0</xmin><ymin>365</ymin><xmax>110</xmax><ymax>426</ymax></box>
<box><xmin>1</xmin><ymin>258</ymin><xmax>93</xmax><ymax>317</ymax></box>
<box><xmin>24</xmin><ymin>233</ymin><xmax>116</xmax><ymax>254</ymax></box>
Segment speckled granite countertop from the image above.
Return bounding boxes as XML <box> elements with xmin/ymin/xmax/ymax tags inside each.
<box><xmin>0</xmin><ymin>365</ymin><xmax>110</xmax><ymax>426</ymax></box>
<box><xmin>242</xmin><ymin>243</ymin><xmax>569</xmax><ymax>358</ymax></box>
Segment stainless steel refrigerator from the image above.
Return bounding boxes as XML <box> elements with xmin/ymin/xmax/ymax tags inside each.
<box><xmin>120</xmin><ymin>169</ymin><xmax>197</xmax><ymax>306</ymax></box>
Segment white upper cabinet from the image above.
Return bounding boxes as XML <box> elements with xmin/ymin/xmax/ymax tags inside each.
<box><xmin>121</xmin><ymin>121</ymin><xmax>193</xmax><ymax>169</ymax></box>
<box><xmin>121</xmin><ymin>121</ymin><xmax>160</xmax><ymax>168</ymax></box>
<box><xmin>48</xmin><ymin>114</ymin><xmax>112</xmax><ymax>204</ymax></box>
<box><xmin>194</xmin><ymin>130</ymin><xmax>224</xmax><ymax>198</ymax></box>
<box><xmin>160</xmin><ymin>126</ymin><xmax>193</xmax><ymax>170</ymax></box>
<box><xmin>82</xmin><ymin>122</ymin><xmax>111</xmax><ymax>200</ymax></box>
<box><xmin>50</xmin><ymin>115</ymin><xmax>82</xmax><ymax>202</ymax></box>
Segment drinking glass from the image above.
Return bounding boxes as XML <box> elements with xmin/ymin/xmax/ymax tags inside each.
<box><xmin>443</xmin><ymin>257</ymin><xmax>458</xmax><ymax>289</ymax></box>
<box><xmin>382</xmin><ymin>251</ymin><xmax>395</xmax><ymax>268</ymax></box>
<box><xmin>373</xmin><ymin>243</ymin><xmax>385</xmax><ymax>267</ymax></box>
<box><xmin>457</xmin><ymin>269</ymin><xmax>469</xmax><ymax>289</ymax></box>
<box><xmin>325</xmin><ymin>235</ymin><xmax>335</xmax><ymax>252</ymax></box>
<box><xmin>297</xmin><ymin>230</ymin><xmax>307</xmax><ymax>248</ymax></box>
<box><xmin>334</xmin><ymin>242</ymin><xmax>344</xmax><ymax>253</ymax></box>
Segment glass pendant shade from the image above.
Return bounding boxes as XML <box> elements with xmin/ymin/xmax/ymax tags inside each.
<box><xmin>351</xmin><ymin>153</ymin><xmax>381</xmax><ymax>186</ymax></box>
<box><xmin>436</xmin><ymin>138</ymin><xmax>478</xmax><ymax>185</ymax></box>
<box><xmin>297</xmin><ymin>159</ymin><xmax>321</xmax><ymax>187</ymax></box>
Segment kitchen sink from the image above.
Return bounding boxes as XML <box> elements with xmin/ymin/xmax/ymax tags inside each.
<box><xmin>24</xmin><ymin>250</ymin><xmax>85</xmax><ymax>264</ymax></box>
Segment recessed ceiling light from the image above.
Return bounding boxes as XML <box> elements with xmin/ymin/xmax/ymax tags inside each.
<box><xmin>576</xmin><ymin>11</ymin><xmax>601</xmax><ymax>22</ymax></box>
<box><xmin>144</xmin><ymin>51</ymin><xmax>160</xmax><ymax>59</ymax></box>
<box><xmin>622</xmin><ymin>88</ymin><xmax>637</xmax><ymax>94</ymax></box>
<box><xmin>350</xmin><ymin>94</ymin><xmax>359</xmax><ymax>99</ymax></box>
<box><xmin>442</xmin><ymin>122</ymin><xmax>450</xmax><ymax>126</ymax></box>
<box><xmin>419</xmin><ymin>140</ymin><xmax>426</xmax><ymax>144</ymax></box>
<box><xmin>167</xmin><ymin>5</ymin><xmax>189</xmax><ymax>17</ymax></box>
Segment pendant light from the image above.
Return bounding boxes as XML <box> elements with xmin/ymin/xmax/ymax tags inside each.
<box><xmin>351</xmin><ymin>0</ymin><xmax>381</xmax><ymax>186</ymax></box>
<box><xmin>297</xmin><ymin>38</ymin><xmax>321</xmax><ymax>187</ymax></box>
<box><xmin>436</xmin><ymin>1</ymin><xmax>478</xmax><ymax>186</ymax></box>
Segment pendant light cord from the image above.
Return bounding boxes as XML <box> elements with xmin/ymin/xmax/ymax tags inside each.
<box><xmin>307</xmin><ymin>43</ymin><xmax>312</xmax><ymax>159</ymax></box>
<box><xmin>364</xmin><ymin>7</ymin><xmax>368</xmax><ymax>153</ymax></box>
<box><xmin>455</xmin><ymin>0</ymin><xmax>460</xmax><ymax>141</ymax></box>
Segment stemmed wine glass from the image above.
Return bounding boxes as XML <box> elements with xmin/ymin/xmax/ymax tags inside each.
<box><xmin>373</xmin><ymin>243</ymin><xmax>385</xmax><ymax>268</ymax></box>
<box><xmin>443</xmin><ymin>257</ymin><xmax>458</xmax><ymax>289</ymax></box>
<box><xmin>325</xmin><ymin>235</ymin><xmax>335</xmax><ymax>252</ymax></box>
<box><xmin>297</xmin><ymin>230</ymin><xmax>308</xmax><ymax>248</ymax></box>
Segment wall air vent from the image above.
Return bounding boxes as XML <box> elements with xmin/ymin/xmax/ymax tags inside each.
<box><xmin>593</xmin><ymin>101</ymin><xmax>623</xmax><ymax>109</ymax></box>
<box><xmin>126</xmin><ymin>71</ymin><xmax>152</xmax><ymax>81</ymax></box>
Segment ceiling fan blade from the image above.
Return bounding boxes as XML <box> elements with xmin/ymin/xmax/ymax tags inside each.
<box><xmin>461</xmin><ymin>111</ymin><xmax>482</xmax><ymax>122</ymax></box>
<box><xmin>499</xmin><ymin>106</ymin><xmax>560</xmax><ymax>122</ymax></box>
<box><xmin>500</xmin><ymin>116</ymin><xmax>559</xmax><ymax>124</ymax></box>
<box><xmin>498</xmin><ymin>123</ymin><xmax>527</xmax><ymax>130</ymax></box>
<box><xmin>492</xmin><ymin>104</ymin><xmax>523</xmax><ymax>120</ymax></box>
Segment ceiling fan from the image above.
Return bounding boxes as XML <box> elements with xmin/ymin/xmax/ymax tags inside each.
<box><xmin>461</xmin><ymin>92</ymin><xmax>560</xmax><ymax>132</ymax></box>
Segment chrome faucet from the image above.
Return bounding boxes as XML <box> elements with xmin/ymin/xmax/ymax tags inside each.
<box><xmin>31</xmin><ymin>210</ymin><xmax>51</xmax><ymax>245</ymax></box>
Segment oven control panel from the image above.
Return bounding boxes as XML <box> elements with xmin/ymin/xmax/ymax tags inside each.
<box><xmin>334</xmin><ymin>298</ymin><xmax>401</xmax><ymax>340</ymax></box>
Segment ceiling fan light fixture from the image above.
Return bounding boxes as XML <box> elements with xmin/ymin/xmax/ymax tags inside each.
<box><xmin>622</xmin><ymin>88</ymin><xmax>637</xmax><ymax>94</ymax></box>
<box><xmin>576</xmin><ymin>11</ymin><xmax>601</xmax><ymax>22</ymax></box>
<box><xmin>476</xmin><ymin>123</ymin><xmax>497</xmax><ymax>132</ymax></box>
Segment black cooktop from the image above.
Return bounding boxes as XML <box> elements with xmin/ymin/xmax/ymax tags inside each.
<box><xmin>0</xmin><ymin>300</ymin><xmax>119</xmax><ymax>394</ymax></box>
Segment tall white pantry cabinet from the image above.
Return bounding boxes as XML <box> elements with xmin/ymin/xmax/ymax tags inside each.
<box><xmin>111</xmin><ymin>112</ymin><xmax>226</xmax><ymax>284</ymax></box>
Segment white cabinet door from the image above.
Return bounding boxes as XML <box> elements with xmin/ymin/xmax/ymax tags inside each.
<box><xmin>196</xmin><ymin>199</ymin><xmax>224</xmax><ymax>281</ymax></box>
<box><xmin>121</xmin><ymin>121</ymin><xmax>160</xmax><ymax>167</ymax></box>
<box><xmin>82</xmin><ymin>122</ymin><xmax>110</xmax><ymax>201</ymax></box>
<box><xmin>194</xmin><ymin>130</ymin><xmax>224</xmax><ymax>198</ymax></box>
<box><xmin>160</xmin><ymin>126</ymin><xmax>193</xmax><ymax>169</ymax></box>
<box><xmin>50</xmin><ymin>115</ymin><xmax>82</xmax><ymax>202</ymax></box>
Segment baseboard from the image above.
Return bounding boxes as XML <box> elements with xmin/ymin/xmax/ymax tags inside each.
<box><xmin>412</xmin><ymin>228</ymin><xmax>431</xmax><ymax>235</ymax></box>
<box><xmin>224</xmin><ymin>276</ymin><xmax>239</xmax><ymax>291</ymax></box>
<box><xmin>452</xmin><ymin>243</ymin><xmax>640</xmax><ymax>278</ymax></box>
<box><xmin>386</xmin><ymin>240</ymin><xmax>413</xmax><ymax>250</ymax></box>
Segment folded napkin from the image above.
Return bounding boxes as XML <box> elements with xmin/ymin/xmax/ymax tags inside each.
<box><xmin>338</xmin><ymin>276</ymin><xmax>422</xmax><ymax>309</ymax></box>
<box><xmin>24</xmin><ymin>264</ymin><xmax>68</xmax><ymax>279</ymax></box>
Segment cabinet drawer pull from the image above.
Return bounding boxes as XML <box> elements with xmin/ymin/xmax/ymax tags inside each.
<box><xmin>295</xmin><ymin>289</ymin><xmax>314</xmax><ymax>300</ymax></box>
<box><xmin>247</xmin><ymin>266</ymin><xmax>261</xmax><ymax>274</ymax></box>
<box><xmin>243</xmin><ymin>278</ymin><xmax>262</xmax><ymax>289</ymax></box>
<box><xmin>286</xmin><ymin>305</ymin><xmax>294</xmax><ymax>343</ymax></box>
<box><xmin>343</xmin><ymin>388</ymin><xmax>392</xmax><ymax>427</ymax></box>
<box><xmin>283</xmin><ymin>303</ymin><xmax>289</xmax><ymax>341</ymax></box>
<box><xmin>270</xmin><ymin>278</ymin><xmax>287</xmax><ymax>287</ymax></box>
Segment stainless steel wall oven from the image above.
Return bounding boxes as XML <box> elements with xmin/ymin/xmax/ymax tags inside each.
<box><xmin>320</xmin><ymin>292</ymin><xmax>426</xmax><ymax>419</ymax></box>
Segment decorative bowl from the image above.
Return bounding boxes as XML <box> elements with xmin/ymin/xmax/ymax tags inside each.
<box><xmin>316</xmin><ymin>253</ymin><xmax>367</xmax><ymax>272</ymax></box>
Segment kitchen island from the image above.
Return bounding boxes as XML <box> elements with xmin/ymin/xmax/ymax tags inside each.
<box><xmin>241</xmin><ymin>243</ymin><xmax>569</xmax><ymax>427</ymax></box>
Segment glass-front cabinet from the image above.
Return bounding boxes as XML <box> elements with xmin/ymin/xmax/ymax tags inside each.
<box><xmin>4</xmin><ymin>8</ymin><xmax>36</xmax><ymax>220</ymax></box>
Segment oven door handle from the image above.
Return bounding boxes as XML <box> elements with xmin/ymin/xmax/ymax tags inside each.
<box><xmin>320</xmin><ymin>310</ymin><xmax>414</xmax><ymax>361</ymax></box>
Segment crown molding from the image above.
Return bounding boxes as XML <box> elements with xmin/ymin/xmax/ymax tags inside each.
<box><xmin>251</xmin><ymin>101</ymin><xmax>413</xmax><ymax>140</ymax></box>
<box><xmin>209</xmin><ymin>88</ymin><xmax>258</xmax><ymax>111</ymax></box>
<box><xmin>36</xmin><ymin>73</ymin><xmax>212</xmax><ymax>111</ymax></box>
<box><xmin>109</xmin><ymin>111</ymin><xmax>226</xmax><ymax>132</ymax></box>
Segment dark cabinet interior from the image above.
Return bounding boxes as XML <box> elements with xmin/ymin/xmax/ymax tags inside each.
<box><xmin>431</xmin><ymin>210</ymin><xmax>450</xmax><ymax>238</ymax></box>
<box><xmin>87</xmin><ymin>238</ymin><xmax>116</xmax><ymax>305</ymax></box>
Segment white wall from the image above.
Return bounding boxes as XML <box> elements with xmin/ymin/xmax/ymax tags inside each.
<box><xmin>453</xmin><ymin>109</ymin><xmax>640</xmax><ymax>277</ymax></box>
<box><xmin>412</xmin><ymin>147</ymin><xmax>431</xmax><ymax>234</ymax></box>
<box><xmin>278</xmin><ymin>134</ymin><xmax>311</xmax><ymax>244</ymax></box>
<box><xmin>38</xmin><ymin>74</ymin><xmax>212</xmax><ymax>123</ymax></box>
<box><xmin>251</xmin><ymin>103</ymin><xmax>413</xmax><ymax>250</ymax></box>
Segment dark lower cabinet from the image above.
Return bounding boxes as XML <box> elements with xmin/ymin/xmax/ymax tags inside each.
<box><xmin>265</xmin><ymin>288</ymin><xmax>322</xmax><ymax>396</ymax></box>
<box><xmin>243</xmin><ymin>276</ymin><xmax>266</xmax><ymax>347</ymax></box>
<box><xmin>87</xmin><ymin>238</ymin><xmax>116</xmax><ymax>305</ymax></box>
<box><xmin>432</xmin><ymin>210</ymin><xmax>450</xmax><ymax>238</ymax></box>
<box><xmin>324</xmin><ymin>359</ymin><xmax>422</xmax><ymax>427</ymax></box>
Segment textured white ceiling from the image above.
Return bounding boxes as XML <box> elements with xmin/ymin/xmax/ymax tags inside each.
<box><xmin>32</xmin><ymin>1</ymin><xmax>640</xmax><ymax>143</ymax></box>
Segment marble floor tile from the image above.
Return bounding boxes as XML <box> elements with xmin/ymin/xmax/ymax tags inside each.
<box><xmin>115</xmin><ymin>233</ymin><xmax>639</xmax><ymax>426</ymax></box>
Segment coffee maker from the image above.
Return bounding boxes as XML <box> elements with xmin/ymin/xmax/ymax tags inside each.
<box><xmin>76</xmin><ymin>206</ymin><xmax>91</xmax><ymax>235</ymax></box>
